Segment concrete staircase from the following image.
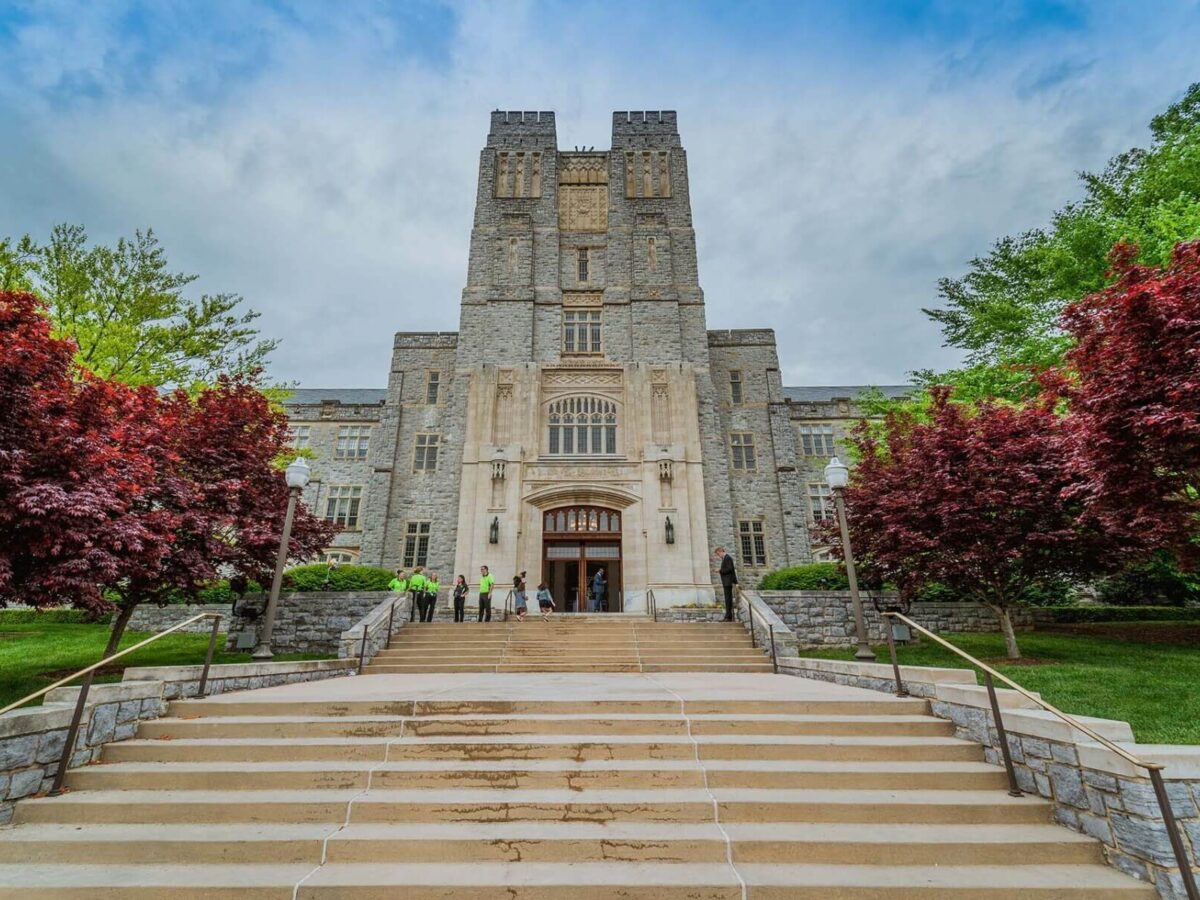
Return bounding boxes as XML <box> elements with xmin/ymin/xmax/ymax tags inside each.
<box><xmin>369</xmin><ymin>616</ymin><xmax>775</xmax><ymax>673</ymax></box>
<box><xmin>0</xmin><ymin>674</ymin><xmax>1153</xmax><ymax>898</ymax></box>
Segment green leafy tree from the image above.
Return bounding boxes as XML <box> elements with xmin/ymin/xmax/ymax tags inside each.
<box><xmin>0</xmin><ymin>224</ymin><xmax>276</xmax><ymax>388</ymax></box>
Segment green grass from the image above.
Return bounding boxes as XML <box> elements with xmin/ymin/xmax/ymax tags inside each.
<box><xmin>797</xmin><ymin>624</ymin><xmax>1200</xmax><ymax>744</ymax></box>
<box><xmin>0</xmin><ymin>622</ymin><xmax>329</xmax><ymax>711</ymax></box>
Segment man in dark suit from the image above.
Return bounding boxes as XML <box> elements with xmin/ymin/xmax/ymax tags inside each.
<box><xmin>715</xmin><ymin>547</ymin><xmax>738</xmax><ymax>621</ymax></box>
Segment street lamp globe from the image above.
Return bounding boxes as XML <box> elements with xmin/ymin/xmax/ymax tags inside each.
<box><xmin>824</xmin><ymin>456</ymin><xmax>849</xmax><ymax>489</ymax></box>
<box><xmin>285</xmin><ymin>457</ymin><xmax>311</xmax><ymax>489</ymax></box>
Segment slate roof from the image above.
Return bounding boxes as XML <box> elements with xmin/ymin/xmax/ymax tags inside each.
<box><xmin>284</xmin><ymin>388</ymin><xmax>388</xmax><ymax>406</ymax></box>
<box><xmin>783</xmin><ymin>385</ymin><xmax>913</xmax><ymax>403</ymax></box>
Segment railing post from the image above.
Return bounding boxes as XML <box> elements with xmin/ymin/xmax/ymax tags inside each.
<box><xmin>883</xmin><ymin>614</ymin><xmax>909</xmax><ymax>698</ymax></box>
<box><xmin>49</xmin><ymin>669</ymin><xmax>94</xmax><ymax>796</ymax></box>
<box><xmin>196</xmin><ymin>615</ymin><xmax>222</xmax><ymax>699</ymax></box>
<box><xmin>1149</xmin><ymin>767</ymin><xmax>1200</xmax><ymax>899</ymax></box>
<box><xmin>357</xmin><ymin>624</ymin><xmax>370</xmax><ymax>675</ymax></box>
<box><xmin>768</xmin><ymin>625</ymin><xmax>778</xmax><ymax>674</ymax></box>
<box><xmin>984</xmin><ymin>671</ymin><xmax>1023</xmax><ymax>797</ymax></box>
<box><xmin>386</xmin><ymin>600</ymin><xmax>397</xmax><ymax>641</ymax></box>
<box><xmin>745</xmin><ymin>595</ymin><xmax>757</xmax><ymax>649</ymax></box>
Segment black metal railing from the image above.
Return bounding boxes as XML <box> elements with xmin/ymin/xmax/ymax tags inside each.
<box><xmin>647</xmin><ymin>588</ymin><xmax>658</xmax><ymax>622</ymax></box>
<box><xmin>738</xmin><ymin>588</ymin><xmax>758</xmax><ymax>648</ymax></box>
<box><xmin>357</xmin><ymin>595</ymin><xmax>406</xmax><ymax>674</ymax></box>
<box><xmin>882</xmin><ymin>611</ymin><xmax>1197</xmax><ymax>899</ymax></box>
<box><xmin>0</xmin><ymin>612</ymin><xmax>224</xmax><ymax>796</ymax></box>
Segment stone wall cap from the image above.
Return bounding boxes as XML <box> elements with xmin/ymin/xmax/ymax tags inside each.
<box><xmin>122</xmin><ymin>658</ymin><xmax>352</xmax><ymax>682</ymax></box>
<box><xmin>781</xmin><ymin>656</ymin><xmax>977</xmax><ymax>686</ymax></box>
<box><xmin>1077</xmin><ymin>742</ymin><xmax>1200</xmax><ymax>779</ymax></box>
<box><xmin>934</xmin><ymin>682</ymin><xmax>1043</xmax><ymax>709</ymax></box>
<box><xmin>1000</xmin><ymin>708</ymin><xmax>1135</xmax><ymax>744</ymax></box>
<box><xmin>44</xmin><ymin>680</ymin><xmax>164</xmax><ymax>707</ymax></box>
<box><xmin>0</xmin><ymin>703</ymin><xmax>78</xmax><ymax>738</ymax></box>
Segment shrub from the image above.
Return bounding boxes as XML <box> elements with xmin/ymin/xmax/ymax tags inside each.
<box><xmin>1041</xmin><ymin>606</ymin><xmax>1199</xmax><ymax>623</ymax></box>
<box><xmin>1093</xmin><ymin>555</ymin><xmax>1200</xmax><ymax>607</ymax></box>
<box><xmin>759</xmin><ymin>563</ymin><xmax>850</xmax><ymax>591</ymax></box>
<box><xmin>282</xmin><ymin>563</ymin><xmax>395</xmax><ymax>593</ymax></box>
<box><xmin>0</xmin><ymin>607</ymin><xmax>112</xmax><ymax>624</ymax></box>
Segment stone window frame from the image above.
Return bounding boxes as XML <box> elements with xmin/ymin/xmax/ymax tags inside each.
<box><xmin>729</xmin><ymin>371</ymin><xmax>744</xmax><ymax>405</ymax></box>
<box><xmin>562</xmin><ymin>308</ymin><xmax>603</xmax><ymax>356</ymax></box>
<box><xmin>798</xmin><ymin>423</ymin><xmax>836</xmax><ymax>457</ymax></box>
<box><xmin>323</xmin><ymin>549</ymin><xmax>359</xmax><ymax>564</ymax></box>
<box><xmin>413</xmin><ymin>433</ymin><xmax>441</xmax><ymax>473</ymax></box>
<box><xmin>334</xmin><ymin>425</ymin><xmax>370</xmax><ymax>460</ymax></box>
<box><xmin>547</xmin><ymin>395</ymin><xmax>619</xmax><ymax>457</ymax></box>
<box><xmin>807</xmin><ymin>481</ymin><xmax>835</xmax><ymax>523</ymax></box>
<box><xmin>402</xmin><ymin>521</ymin><xmax>431</xmax><ymax>568</ymax></box>
<box><xmin>577</xmin><ymin>248</ymin><xmax>589</xmax><ymax>284</ymax></box>
<box><xmin>737</xmin><ymin>519</ymin><xmax>768</xmax><ymax>568</ymax></box>
<box><xmin>288</xmin><ymin>424</ymin><xmax>311</xmax><ymax>450</ymax></box>
<box><xmin>324</xmin><ymin>485</ymin><xmax>363</xmax><ymax>529</ymax></box>
<box><xmin>729</xmin><ymin>432</ymin><xmax>758</xmax><ymax>472</ymax></box>
<box><xmin>425</xmin><ymin>370</ymin><xmax>441</xmax><ymax>405</ymax></box>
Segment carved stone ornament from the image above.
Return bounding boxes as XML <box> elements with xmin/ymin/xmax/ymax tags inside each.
<box><xmin>558</xmin><ymin>185</ymin><xmax>608</xmax><ymax>232</ymax></box>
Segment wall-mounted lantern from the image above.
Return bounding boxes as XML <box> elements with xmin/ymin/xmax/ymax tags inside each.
<box><xmin>665</xmin><ymin>516</ymin><xmax>675</xmax><ymax>545</ymax></box>
<box><xmin>489</xmin><ymin>516</ymin><xmax>500</xmax><ymax>544</ymax></box>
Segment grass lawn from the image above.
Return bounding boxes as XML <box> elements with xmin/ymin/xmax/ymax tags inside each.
<box><xmin>0</xmin><ymin>622</ymin><xmax>330</xmax><ymax>711</ymax></box>
<box><xmin>796</xmin><ymin>622</ymin><xmax>1200</xmax><ymax>745</ymax></box>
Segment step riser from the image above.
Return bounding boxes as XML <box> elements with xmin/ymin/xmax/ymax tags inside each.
<box><xmin>66</xmin><ymin>769</ymin><xmax>1007</xmax><ymax>792</ymax></box>
<box><xmin>17</xmin><ymin>800</ymin><xmax>1052</xmax><ymax>826</ymax></box>
<box><xmin>134</xmin><ymin>720</ymin><xmax>953</xmax><ymax>739</ymax></box>
<box><xmin>365</xmin><ymin>665</ymin><xmax>778</xmax><ymax>673</ymax></box>
<box><xmin>103</xmin><ymin>743</ymin><xmax>982</xmax><ymax>763</ymax></box>
<box><xmin>165</xmin><ymin>700</ymin><xmax>933</xmax><ymax>717</ymax></box>
<box><xmin>0</xmin><ymin>837</ymin><xmax>1101</xmax><ymax>867</ymax></box>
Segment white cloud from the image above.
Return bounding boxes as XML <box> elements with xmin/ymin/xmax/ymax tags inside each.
<box><xmin>1</xmin><ymin>1</ymin><xmax>1197</xmax><ymax>387</ymax></box>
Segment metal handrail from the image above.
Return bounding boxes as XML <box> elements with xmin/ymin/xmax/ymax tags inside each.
<box><xmin>501</xmin><ymin>589</ymin><xmax>514</xmax><ymax>621</ymax></box>
<box><xmin>883</xmin><ymin>611</ymin><xmax>1198</xmax><ymax>898</ymax></box>
<box><xmin>0</xmin><ymin>611</ymin><xmax>223</xmax><ymax>797</ymax></box>
<box><xmin>647</xmin><ymin>588</ymin><xmax>657</xmax><ymax>622</ymax></box>
<box><xmin>357</xmin><ymin>595</ymin><xmax>404</xmax><ymax>675</ymax></box>
<box><xmin>738</xmin><ymin>588</ymin><xmax>757</xmax><ymax>648</ymax></box>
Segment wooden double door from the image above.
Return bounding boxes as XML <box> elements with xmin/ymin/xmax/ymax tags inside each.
<box><xmin>541</xmin><ymin>506</ymin><xmax>623</xmax><ymax>613</ymax></box>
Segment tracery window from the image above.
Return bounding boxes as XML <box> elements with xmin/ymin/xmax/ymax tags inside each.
<box><xmin>544</xmin><ymin>506</ymin><xmax>621</xmax><ymax>534</ymax></box>
<box><xmin>547</xmin><ymin>396</ymin><xmax>618</xmax><ymax>456</ymax></box>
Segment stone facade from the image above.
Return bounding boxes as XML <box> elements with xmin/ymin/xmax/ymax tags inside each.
<box><xmin>223</xmin><ymin>592</ymin><xmax>391</xmax><ymax>655</ymax></box>
<box><xmin>759</xmin><ymin>590</ymin><xmax>1043</xmax><ymax>647</ymax></box>
<box><xmin>281</xmin><ymin>110</ymin><xmax>911</xmax><ymax>611</ymax></box>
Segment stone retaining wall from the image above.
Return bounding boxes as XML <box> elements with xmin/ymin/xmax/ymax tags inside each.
<box><xmin>760</xmin><ymin>591</ymin><xmax>1045</xmax><ymax>647</ymax></box>
<box><xmin>779</xmin><ymin>656</ymin><xmax>1200</xmax><ymax>899</ymax></box>
<box><xmin>224</xmin><ymin>591</ymin><xmax>394</xmax><ymax>654</ymax></box>
<box><xmin>127</xmin><ymin>604</ymin><xmax>229</xmax><ymax>634</ymax></box>
<box><xmin>0</xmin><ymin>658</ymin><xmax>354</xmax><ymax>825</ymax></box>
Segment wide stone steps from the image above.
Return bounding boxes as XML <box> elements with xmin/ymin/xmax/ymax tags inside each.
<box><xmin>0</xmin><ymin>681</ymin><xmax>1153</xmax><ymax>897</ymax></box>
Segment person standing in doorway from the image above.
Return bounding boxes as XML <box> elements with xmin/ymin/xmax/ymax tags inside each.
<box><xmin>715</xmin><ymin>547</ymin><xmax>738</xmax><ymax>621</ymax></box>
<box><xmin>478</xmin><ymin>566</ymin><xmax>495</xmax><ymax>622</ymax></box>
<box><xmin>452</xmin><ymin>575</ymin><xmax>468</xmax><ymax>623</ymax></box>
<box><xmin>589</xmin><ymin>568</ymin><xmax>607</xmax><ymax>613</ymax></box>
<box><xmin>423</xmin><ymin>572</ymin><xmax>440</xmax><ymax>623</ymax></box>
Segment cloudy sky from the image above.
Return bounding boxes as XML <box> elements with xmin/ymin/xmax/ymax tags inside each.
<box><xmin>1</xmin><ymin>1</ymin><xmax>1197</xmax><ymax>388</ymax></box>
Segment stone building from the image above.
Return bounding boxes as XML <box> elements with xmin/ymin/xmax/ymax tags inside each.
<box><xmin>284</xmin><ymin>110</ymin><xmax>908</xmax><ymax>611</ymax></box>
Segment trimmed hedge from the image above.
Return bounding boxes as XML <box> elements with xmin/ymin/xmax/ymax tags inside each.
<box><xmin>1040</xmin><ymin>605</ymin><xmax>1199</xmax><ymax>624</ymax></box>
<box><xmin>0</xmin><ymin>608</ymin><xmax>112</xmax><ymax>624</ymax></box>
<box><xmin>282</xmin><ymin>563</ymin><xmax>395</xmax><ymax>593</ymax></box>
<box><xmin>1093</xmin><ymin>555</ymin><xmax>1200</xmax><ymax>607</ymax></box>
<box><xmin>758</xmin><ymin>563</ymin><xmax>850</xmax><ymax>591</ymax></box>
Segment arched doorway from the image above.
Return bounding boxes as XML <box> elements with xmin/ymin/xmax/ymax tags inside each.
<box><xmin>542</xmin><ymin>506</ymin><xmax>623</xmax><ymax>612</ymax></box>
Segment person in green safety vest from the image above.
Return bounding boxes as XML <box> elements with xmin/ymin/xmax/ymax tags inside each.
<box><xmin>478</xmin><ymin>565</ymin><xmax>495</xmax><ymax>622</ymax></box>
<box><xmin>388</xmin><ymin>569</ymin><xmax>408</xmax><ymax>593</ymax></box>
<box><xmin>423</xmin><ymin>572</ymin><xmax>440</xmax><ymax>623</ymax></box>
<box><xmin>408</xmin><ymin>566</ymin><xmax>427</xmax><ymax>622</ymax></box>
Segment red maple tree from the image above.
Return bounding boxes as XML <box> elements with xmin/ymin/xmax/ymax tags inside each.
<box><xmin>1055</xmin><ymin>240</ymin><xmax>1200</xmax><ymax>567</ymax></box>
<box><xmin>840</xmin><ymin>388</ymin><xmax>1114</xmax><ymax>658</ymax></box>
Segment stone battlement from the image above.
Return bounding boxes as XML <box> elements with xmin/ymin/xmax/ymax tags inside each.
<box><xmin>707</xmin><ymin>328</ymin><xmax>777</xmax><ymax>347</ymax></box>
<box><xmin>490</xmin><ymin>110</ymin><xmax>556</xmax><ymax>132</ymax></box>
<box><xmin>612</xmin><ymin>110</ymin><xmax>678</xmax><ymax>133</ymax></box>
<box><xmin>393</xmin><ymin>331</ymin><xmax>459</xmax><ymax>349</ymax></box>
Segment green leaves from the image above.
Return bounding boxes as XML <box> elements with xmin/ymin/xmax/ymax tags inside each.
<box><xmin>0</xmin><ymin>224</ymin><xmax>276</xmax><ymax>389</ymax></box>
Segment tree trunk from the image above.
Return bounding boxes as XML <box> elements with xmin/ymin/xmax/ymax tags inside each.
<box><xmin>103</xmin><ymin>603</ymin><xmax>138</xmax><ymax>658</ymax></box>
<box><xmin>987</xmin><ymin>603</ymin><xmax>1022</xmax><ymax>660</ymax></box>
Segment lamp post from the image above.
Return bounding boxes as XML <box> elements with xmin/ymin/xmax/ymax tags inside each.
<box><xmin>252</xmin><ymin>457</ymin><xmax>311</xmax><ymax>660</ymax></box>
<box><xmin>824</xmin><ymin>456</ymin><xmax>877</xmax><ymax>662</ymax></box>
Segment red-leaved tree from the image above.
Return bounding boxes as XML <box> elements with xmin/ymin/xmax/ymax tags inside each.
<box><xmin>0</xmin><ymin>291</ymin><xmax>166</xmax><ymax>614</ymax></box>
<box><xmin>103</xmin><ymin>377</ymin><xmax>337</xmax><ymax>653</ymax></box>
<box><xmin>839</xmin><ymin>387</ymin><xmax>1115</xmax><ymax>658</ymax></box>
<box><xmin>1054</xmin><ymin>241</ymin><xmax>1200</xmax><ymax>567</ymax></box>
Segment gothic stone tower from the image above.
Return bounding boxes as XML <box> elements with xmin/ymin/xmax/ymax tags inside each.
<box><xmin>360</xmin><ymin>110</ymin><xmax>812</xmax><ymax>611</ymax></box>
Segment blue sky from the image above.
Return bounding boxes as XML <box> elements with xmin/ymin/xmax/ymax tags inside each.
<box><xmin>1</xmin><ymin>0</ymin><xmax>1198</xmax><ymax>387</ymax></box>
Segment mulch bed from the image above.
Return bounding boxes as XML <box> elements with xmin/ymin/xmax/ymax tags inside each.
<box><xmin>1041</xmin><ymin>622</ymin><xmax>1200</xmax><ymax>647</ymax></box>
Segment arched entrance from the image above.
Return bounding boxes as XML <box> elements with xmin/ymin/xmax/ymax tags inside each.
<box><xmin>542</xmin><ymin>506</ymin><xmax>623</xmax><ymax>612</ymax></box>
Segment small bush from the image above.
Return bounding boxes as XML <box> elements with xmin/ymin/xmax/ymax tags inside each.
<box><xmin>0</xmin><ymin>607</ymin><xmax>112</xmax><ymax>624</ymax></box>
<box><xmin>1041</xmin><ymin>606</ymin><xmax>1199</xmax><ymax>624</ymax></box>
<box><xmin>759</xmin><ymin>563</ymin><xmax>850</xmax><ymax>592</ymax></box>
<box><xmin>282</xmin><ymin>563</ymin><xmax>395</xmax><ymax>593</ymax></box>
<box><xmin>1094</xmin><ymin>556</ymin><xmax>1200</xmax><ymax>607</ymax></box>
